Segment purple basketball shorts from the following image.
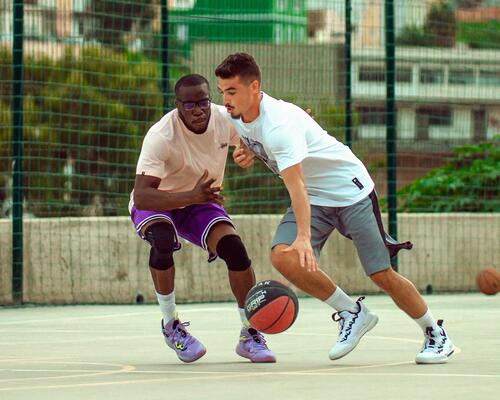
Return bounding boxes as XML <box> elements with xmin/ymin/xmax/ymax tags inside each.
<box><xmin>130</xmin><ymin>202</ymin><xmax>234</xmax><ymax>262</ymax></box>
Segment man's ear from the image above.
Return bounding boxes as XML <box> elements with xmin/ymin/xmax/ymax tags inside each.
<box><xmin>250</xmin><ymin>79</ymin><xmax>260</xmax><ymax>93</ymax></box>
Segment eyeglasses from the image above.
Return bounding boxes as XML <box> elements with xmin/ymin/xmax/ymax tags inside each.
<box><xmin>177</xmin><ymin>98</ymin><xmax>211</xmax><ymax>111</ymax></box>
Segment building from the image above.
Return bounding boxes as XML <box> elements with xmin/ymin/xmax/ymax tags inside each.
<box><xmin>170</xmin><ymin>0</ymin><xmax>307</xmax><ymax>46</ymax></box>
<box><xmin>352</xmin><ymin>46</ymin><xmax>500</xmax><ymax>141</ymax></box>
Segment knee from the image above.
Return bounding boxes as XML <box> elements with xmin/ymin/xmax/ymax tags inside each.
<box><xmin>370</xmin><ymin>267</ymin><xmax>397</xmax><ymax>291</ymax></box>
<box><xmin>145</xmin><ymin>222</ymin><xmax>176</xmax><ymax>270</ymax></box>
<box><xmin>271</xmin><ymin>245</ymin><xmax>293</xmax><ymax>272</ymax></box>
<box><xmin>216</xmin><ymin>234</ymin><xmax>251</xmax><ymax>271</ymax></box>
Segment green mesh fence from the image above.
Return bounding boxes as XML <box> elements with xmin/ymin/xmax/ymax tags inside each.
<box><xmin>0</xmin><ymin>0</ymin><xmax>499</xmax><ymax>305</ymax></box>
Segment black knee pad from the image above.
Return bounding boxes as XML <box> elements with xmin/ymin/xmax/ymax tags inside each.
<box><xmin>216</xmin><ymin>234</ymin><xmax>251</xmax><ymax>271</ymax></box>
<box><xmin>145</xmin><ymin>222</ymin><xmax>176</xmax><ymax>270</ymax></box>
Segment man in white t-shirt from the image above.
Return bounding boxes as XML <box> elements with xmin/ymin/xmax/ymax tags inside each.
<box><xmin>130</xmin><ymin>74</ymin><xmax>275</xmax><ymax>363</ymax></box>
<box><xmin>215</xmin><ymin>53</ymin><xmax>454</xmax><ymax>364</ymax></box>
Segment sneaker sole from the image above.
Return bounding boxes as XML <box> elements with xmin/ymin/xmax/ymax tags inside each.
<box><xmin>178</xmin><ymin>347</ymin><xmax>207</xmax><ymax>363</ymax></box>
<box><xmin>415</xmin><ymin>347</ymin><xmax>454</xmax><ymax>365</ymax></box>
<box><xmin>329</xmin><ymin>312</ymin><xmax>379</xmax><ymax>360</ymax></box>
<box><xmin>235</xmin><ymin>346</ymin><xmax>276</xmax><ymax>363</ymax></box>
<box><xmin>165</xmin><ymin>339</ymin><xmax>207</xmax><ymax>363</ymax></box>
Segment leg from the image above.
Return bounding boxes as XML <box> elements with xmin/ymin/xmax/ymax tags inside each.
<box><xmin>271</xmin><ymin>206</ymin><xmax>378</xmax><ymax>361</ymax></box>
<box><xmin>370</xmin><ymin>268</ymin><xmax>427</xmax><ymax>318</ymax></box>
<box><xmin>206</xmin><ymin>222</ymin><xmax>255</xmax><ymax>308</ymax></box>
<box><xmin>206</xmin><ymin>221</ymin><xmax>275</xmax><ymax>363</ymax></box>
<box><xmin>143</xmin><ymin>221</ymin><xmax>206</xmax><ymax>363</ymax></box>
<box><xmin>271</xmin><ymin>244</ymin><xmax>336</xmax><ymax>300</ymax></box>
<box><xmin>341</xmin><ymin>195</ymin><xmax>454</xmax><ymax>363</ymax></box>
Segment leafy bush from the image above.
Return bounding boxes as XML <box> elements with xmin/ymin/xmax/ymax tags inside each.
<box><xmin>457</xmin><ymin>21</ymin><xmax>500</xmax><ymax>49</ymax></box>
<box><xmin>0</xmin><ymin>46</ymin><xmax>186</xmax><ymax>217</ymax></box>
<box><xmin>398</xmin><ymin>137</ymin><xmax>500</xmax><ymax>212</ymax></box>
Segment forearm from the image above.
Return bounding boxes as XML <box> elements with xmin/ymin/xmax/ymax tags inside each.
<box><xmin>288</xmin><ymin>184</ymin><xmax>311</xmax><ymax>240</ymax></box>
<box><xmin>134</xmin><ymin>187</ymin><xmax>195</xmax><ymax>211</ymax></box>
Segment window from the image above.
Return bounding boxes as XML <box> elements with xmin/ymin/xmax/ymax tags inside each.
<box><xmin>358</xmin><ymin>106</ymin><xmax>386</xmax><ymax>126</ymax></box>
<box><xmin>479</xmin><ymin>70</ymin><xmax>500</xmax><ymax>86</ymax></box>
<box><xmin>449</xmin><ymin>69</ymin><xmax>474</xmax><ymax>85</ymax></box>
<box><xmin>419</xmin><ymin>107</ymin><xmax>452</xmax><ymax>126</ymax></box>
<box><xmin>176</xmin><ymin>24</ymin><xmax>188</xmax><ymax>42</ymax></box>
<box><xmin>420</xmin><ymin>68</ymin><xmax>444</xmax><ymax>84</ymax></box>
<box><xmin>359</xmin><ymin>66</ymin><xmax>385</xmax><ymax>82</ymax></box>
<box><xmin>396</xmin><ymin>67</ymin><xmax>412</xmax><ymax>83</ymax></box>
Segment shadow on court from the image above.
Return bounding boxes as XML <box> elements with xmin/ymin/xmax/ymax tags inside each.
<box><xmin>0</xmin><ymin>294</ymin><xmax>499</xmax><ymax>400</ymax></box>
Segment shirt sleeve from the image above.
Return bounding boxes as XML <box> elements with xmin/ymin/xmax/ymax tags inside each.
<box><xmin>266</xmin><ymin>123</ymin><xmax>308</xmax><ymax>172</ymax></box>
<box><xmin>135</xmin><ymin>130</ymin><xmax>169</xmax><ymax>178</ymax></box>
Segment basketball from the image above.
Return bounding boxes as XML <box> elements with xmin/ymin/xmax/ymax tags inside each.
<box><xmin>476</xmin><ymin>268</ymin><xmax>500</xmax><ymax>295</ymax></box>
<box><xmin>244</xmin><ymin>280</ymin><xmax>299</xmax><ymax>334</ymax></box>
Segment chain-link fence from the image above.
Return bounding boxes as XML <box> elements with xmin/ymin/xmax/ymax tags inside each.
<box><xmin>1</xmin><ymin>0</ymin><xmax>499</xmax><ymax>304</ymax></box>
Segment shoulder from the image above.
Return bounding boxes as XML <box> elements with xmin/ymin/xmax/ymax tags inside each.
<box><xmin>260</xmin><ymin>93</ymin><xmax>303</xmax><ymax>130</ymax></box>
<box><xmin>146</xmin><ymin>109</ymin><xmax>177</xmax><ymax>139</ymax></box>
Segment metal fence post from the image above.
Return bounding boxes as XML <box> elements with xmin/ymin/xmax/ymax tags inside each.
<box><xmin>12</xmin><ymin>0</ymin><xmax>24</xmax><ymax>304</ymax></box>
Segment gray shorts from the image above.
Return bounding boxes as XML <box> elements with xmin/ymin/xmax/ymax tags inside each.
<box><xmin>271</xmin><ymin>192</ymin><xmax>392</xmax><ymax>276</ymax></box>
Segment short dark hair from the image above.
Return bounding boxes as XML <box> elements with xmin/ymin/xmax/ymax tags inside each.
<box><xmin>174</xmin><ymin>74</ymin><xmax>210</xmax><ymax>95</ymax></box>
<box><xmin>215</xmin><ymin>53</ymin><xmax>261</xmax><ymax>83</ymax></box>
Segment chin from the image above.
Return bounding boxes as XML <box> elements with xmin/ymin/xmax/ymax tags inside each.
<box><xmin>230</xmin><ymin>112</ymin><xmax>241</xmax><ymax>119</ymax></box>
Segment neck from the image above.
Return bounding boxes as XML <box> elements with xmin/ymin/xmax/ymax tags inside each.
<box><xmin>241</xmin><ymin>93</ymin><xmax>262</xmax><ymax>123</ymax></box>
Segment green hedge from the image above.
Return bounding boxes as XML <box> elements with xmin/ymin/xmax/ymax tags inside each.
<box><xmin>398</xmin><ymin>137</ymin><xmax>500</xmax><ymax>212</ymax></box>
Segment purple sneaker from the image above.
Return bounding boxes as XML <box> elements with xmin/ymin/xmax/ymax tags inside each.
<box><xmin>235</xmin><ymin>327</ymin><xmax>276</xmax><ymax>363</ymax></box>
<box><xmin>162</xmin><ymin>317</ymin><xmax>206</xmax><ymax>363</ymax></box>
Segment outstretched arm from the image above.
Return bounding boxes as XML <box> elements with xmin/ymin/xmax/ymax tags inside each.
<box><xmin>280</xmin><ymin>163</ymin><xmax>318</xmax><ymax>272</ymax></box>
<box><xmin>133</xmin><ymin>170</ymin><xmax>224</xmax><ymax>211</ymax></box>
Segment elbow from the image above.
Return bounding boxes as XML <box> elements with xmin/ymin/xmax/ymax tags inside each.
<box><xmin>133</xmin><ymin>191</ymin><xmax>146</xmax><ymax>210</ymax></box>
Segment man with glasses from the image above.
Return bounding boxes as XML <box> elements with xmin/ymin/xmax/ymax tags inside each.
<box><xmin>129</xmin><ymin>74</ymin><xmax>275</xmax><ymax>364</ymax></box>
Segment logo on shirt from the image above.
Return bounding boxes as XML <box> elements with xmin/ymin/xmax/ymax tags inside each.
<box><xmin>352</xmin><ymin>177</ymin><xmax>364</xmax><ymax>190</ymax></box>
<box><xmin>219</xmin><ymin>142</ymin><xmax>228</xmax><ymax>149</ymax></box>
<box><xmin>241</xmin><ymin>137</ymin><xmax>280</xmax><ymax>175</ymax></box>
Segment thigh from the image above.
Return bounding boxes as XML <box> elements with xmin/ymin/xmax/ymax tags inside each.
<box><xmin>338</xmin><ymin>196</ymin><xmax>391</xmax><ymax>275</ymax></box>
<box><xmin>130</xmin><ymin>205</ymin><xmax>176</xmax><ymax>238</ymax></box>
<box><xmin>176</xmin><ymin>203</ymin><xmax>235</xmax><ymax>253</ymax></box>
<box><xmin>271</xmin><ymin>205</ymin><xmax>336</xmax><ymax>260</ymax></box>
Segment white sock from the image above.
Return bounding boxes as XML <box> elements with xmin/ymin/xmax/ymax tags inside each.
<box><xmin>238</xmin><ymin>307</ymin><xmax>250</xmax><ymax>328</ymax></box>
<box><xmin>414</xmin><ymin>309</ymin><xmax>440</xmax><ymax>333</ymax></box>
<box><xmin>324</xmin><ymin>287</ymin><xmax>358</xmax><ymax>313</ymax></box>
<box><xmin>156</xmin><ymin>291</ymin><xmax>176</xmax><ymax>325</ymax></box>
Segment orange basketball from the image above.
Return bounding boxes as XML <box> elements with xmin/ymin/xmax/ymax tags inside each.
<box><xmin>476</xmin><ymin>268</ymin><xmax>500</xmax><ymax>295</ymax></box>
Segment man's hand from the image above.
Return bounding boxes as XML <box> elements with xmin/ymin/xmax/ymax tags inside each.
<box><xmin>192</xmin><ymin>170</ymin><xmax>224</xmax><ymax>205</ymax></box>
<box><xmin>233</xmin><ymin>142</ymin><xmax>255</xmax><ymax>168</ymax></box>
<box><xmin>282</xmin><ymin>235</ymin><xmax>318</xmax><ymax>272</ymax></box>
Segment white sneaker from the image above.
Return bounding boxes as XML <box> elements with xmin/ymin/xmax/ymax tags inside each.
<box><xmin>415</xmin><ymin>319</ymin><xmax>454</xmax><ymax>364</ymax></box>
<box><xmin>329</xmin><ymin>297</ymin><xmax>379</xmax><ymax>360</ymax></box>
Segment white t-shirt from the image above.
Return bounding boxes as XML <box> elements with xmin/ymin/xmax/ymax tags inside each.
<box><xmin>129</xmin><ymin>104</ymin><xmax>240</xmax><ymax>211</ymax></box>
<box><xmin>227</xmin><ymin>92</ymin><xmax>374</xmax><ymax>207</ymax></box>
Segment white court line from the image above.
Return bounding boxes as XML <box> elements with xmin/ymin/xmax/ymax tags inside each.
<box><xmin>0</xmin><ymin>360</ymin><xmax>135</xmax><ymax>383</ymax></box>
<box><xmin>0</xmin><ymin>358</ymin><xmax>494</xmax><ymax>392</ymax></box>
<box><xmin>0</xmin><ymin>307</ymin><xmax>232</xmax><ymax>326</ymax></box>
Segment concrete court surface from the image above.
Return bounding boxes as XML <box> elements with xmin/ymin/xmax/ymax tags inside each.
<box><xmin>0</xmin><ymin>294</ymin><xmax>499</xmax><ymax>400</ymax></box>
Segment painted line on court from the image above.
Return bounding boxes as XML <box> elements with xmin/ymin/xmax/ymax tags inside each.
<box><xmin>0</xmin><ymin>307</ymin><xmax>232</xmax><ymax>326</ymax></box>
<box><xmin>0</xmin><ymin>360</ymin><xmax>135</xmax><ymax>383</ymax></box>
<box><xmin>0</xmin><ymin>359</ymin><xmax>495</xmax><ymax>392</ymax></box>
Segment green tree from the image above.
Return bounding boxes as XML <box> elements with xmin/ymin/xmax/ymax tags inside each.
<box><xmin>89</xmin><ymin>0</ymin><xmax>156</xmax><ymax>47</ymax></box>
<box><xmin>398</xmin><ymin>137</ymin><xmax>500</xmax><ymax>212</ymax></box>
<box><xmin>397</xmin><ymin>1</ymin><xmax>457</xmax><ymax>47</ymax></box>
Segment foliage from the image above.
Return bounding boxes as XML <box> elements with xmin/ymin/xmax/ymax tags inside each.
<box><xmin>457</xmin><ymin>21</ymin><xmax>500</xmax><ymax>49</ymax></box>
<box><xmin>398</xmin><ymin>137</ymin><xmax>500</xmax><ymax>212</ymax></box>
<box><xmin>397</xmin><ymin>1</ymin><xmax>456</xmax><ymax>47</ymax></box>
<box><xmin>89</xmin><ymin>0</ymin><xmax>157</xmax><ymax>47</ymax></box>
<box><xmin>0</xmin><ymin>46</ymin><xmax>186</xmax><ymax>217</ymax></box>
